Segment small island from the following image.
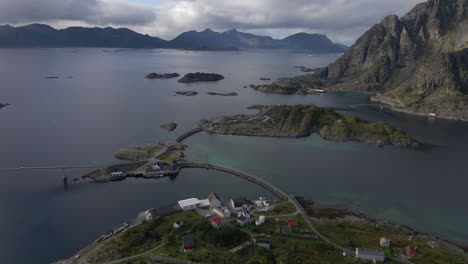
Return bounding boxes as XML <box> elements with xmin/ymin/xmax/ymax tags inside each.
<box><xmin>146</xmin><ymin>73</ymin><xmax>180</xmax><ymax>79</ymax></box>
<box><xmin>161</xmin><ymin>122</ymin><xmax>177</xmax><ymax>132</ymax></box>
<box><xmin>200</xmin><ymin>105</ymin><xmax>419</xmax><ymax>148</ymax></box>
<box><xmin>207</xmin><ymin>92</ymin><xmax>238</xmax><ymax>96</ymax></box>
<box><xmin>176</xmin><ymin>91</ymin><xmax>198</xmax><ymax>96</ymax></box>
<box><xmin>0</xmin><ymin>103</ymin><xmax>8</xmax><ymax>110</ymax></box>
<box><xmin>178</xmin><ymin>72</ymin><xmax>224</xmax><ymax>83</ymax></box>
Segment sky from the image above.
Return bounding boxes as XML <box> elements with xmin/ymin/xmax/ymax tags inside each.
<box><xmin>0</xmin><ymin>0</ymin><xmax>424</xmax><ymax>45</ymax></box>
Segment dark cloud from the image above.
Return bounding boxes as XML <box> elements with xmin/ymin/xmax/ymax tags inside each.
<box><xmin>0</xmin><ymin>0</ymin><xmax>156</xmax><ymax>26</ymax></box>
<box><xmin>0</xmin><ymin>0</ymin><xmax>424</xmax><ymax>44</ymax></box>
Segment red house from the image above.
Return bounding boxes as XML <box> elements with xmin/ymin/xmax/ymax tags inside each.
<box><xmin>211</xmin><ymin>217</ymin><xmax>223</xmax><ymax>229</ymax></box>
<box><xmin>285</xmin><ymin>219</ymin><xmax>299</xmax><ymax>228</ymax></box>
<box><xmin>183</xmin><ymin>235</ymin><xmax>194</xmax><ymax>252</ymax></box>
<box><xmin>405</xmin><ymin>246</ymin><xmax>417</xmax><ymax>256</ymax></box>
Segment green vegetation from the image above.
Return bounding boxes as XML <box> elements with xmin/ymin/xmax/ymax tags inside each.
<box><xmin>113</xmin><ymin>144</ymin><xmax>161</xmax><ymax>161</ymax></box>
<box><xmin>89</xmin><ymin>211</ymin><xmax>201</xmax><ymax>262</ymax></box>
<box><xmin>316</xmin><ymin>221</ymin><xmax>409</xmax><ymax>251</ymax></box>
<box><xmin>211</xmin><ymin>105</ymin><xmax>417</xmax><ymax>147</ymax></box>
<box><xmin>321</xmin><ymin>114</ymin><xmax>416</xmax><ymax>147</ymax></box>
<box><xmin>261</xmin><ymin>201</ymin><xmax>296</xmax><ymax>216</ymax></box>
<box><xmin>410</xmin><ymin>238</ymin><xmax>468</xmax><ymax>264</ymax></box>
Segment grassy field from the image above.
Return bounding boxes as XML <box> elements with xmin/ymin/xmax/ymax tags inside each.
<box><xmin>261</xmin><ymin>201</ymin><xmax>296</xmax><ymax>216</ymax></box>
<box><xmin>88</xmin><ymin>211</ymin><xmax>201</xmax><ymax>262</ymax></box>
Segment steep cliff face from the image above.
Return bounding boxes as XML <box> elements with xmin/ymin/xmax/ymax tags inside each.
<box><xmin>280</xmin><ymin>0</ymin><xmax>468</xmax><ymax>120</ymax></box>
<box><xmin>325</xmin><ymin>0</ymin><xmax>467</xmax><ymax>91</ymax></box>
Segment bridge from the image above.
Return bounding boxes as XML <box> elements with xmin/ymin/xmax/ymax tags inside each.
<box><xmin>0</xmin><ymin>164</ymin><xmax>110</xmax><ymax>172</ymax></box>
<box><xmin>175</xmin><ymin>127</ymin><xmax>203</xmax><ymax>143</ymax></box>
<box><xmin>325</xmin><ymin>104</ymin><xmax>390</xmax><ymax>111</ymax></box>
<box><xmin>179</xmin><ymin>162</ymin><xmax>289</xmax><ymax>200</ymax></box>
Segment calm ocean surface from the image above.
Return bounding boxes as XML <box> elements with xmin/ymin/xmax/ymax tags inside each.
<box><xmin>0</xmin><ymin>48</ymin><xmax>467</xmax><ymax>264</ymax></box>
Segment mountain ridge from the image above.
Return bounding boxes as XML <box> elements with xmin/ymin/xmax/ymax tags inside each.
<box><xmin>0</xmin><ymin>24</ymin><xmax>344</xmax><ymax>52</ymax></box>
<box><xmin>257</xmin><ymin>0</ymin><xmax>468</xmax><ymax>120</ymax></box>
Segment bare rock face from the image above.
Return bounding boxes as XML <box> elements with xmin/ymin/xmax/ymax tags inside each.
<box><xmin>178</xmin><ymin>72</ymin><xmax>224</xmax><ymax>83</ymax></box>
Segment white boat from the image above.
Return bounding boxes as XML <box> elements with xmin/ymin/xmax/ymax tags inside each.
<box><xmin>309</xmin><ymin>89</ymin><xmax>325</xmax><ymax>93</ymax></box>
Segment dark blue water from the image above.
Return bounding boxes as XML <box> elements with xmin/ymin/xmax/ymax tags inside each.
<box><xmin>0</xmin><ymin>48</ymin><xmax>466</xmax><ymax>264</ymax></box>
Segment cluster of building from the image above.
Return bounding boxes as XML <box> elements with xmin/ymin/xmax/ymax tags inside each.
<box><xmin>354</xmin><ymin>237</ymin><xmax>418</xmax><ymax>263</ymax></box>
<box><xmin>108</xmin><ymin>160</ymin><xmax>180</xmax><ymax>180</ymax></box>
<box><xmin>143</xmin><ymin>192</ymin><xmax>272</xmax><ymax>253</ymax></box>
<box><xmin>144</xmin><ymin>160</ymin><xmax>179</xmax><ymax>177</ymax></box>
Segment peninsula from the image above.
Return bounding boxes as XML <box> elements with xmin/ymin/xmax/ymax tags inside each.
<box><xmin>200</xmin><ymin>105</ymin><xmax>419</xmax><ymax>148</ymax></box>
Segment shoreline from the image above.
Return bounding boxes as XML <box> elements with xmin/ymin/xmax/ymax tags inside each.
<box><xmin>297</xmin><ymin>197</ymin><xmax>468</xmax><ymax>254</ymax></box>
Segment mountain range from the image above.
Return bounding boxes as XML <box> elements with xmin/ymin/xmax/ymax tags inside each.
<box><xmin>0</xmin><ymin>24</ymin><xmax>345</xmax><ymax>52</ymax></box>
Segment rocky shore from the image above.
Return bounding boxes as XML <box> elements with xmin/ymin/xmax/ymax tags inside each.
<box><xmin>178</xmin><ymin>72</ymin><xmax>224</xmax><ymax>83</ymax></box>
<box><xmin>296</xmin><ymin>196</ymin><xmax>468</xmax><ymax>261</ymax></box>
<box><xmin>200</xmin><ymin>105</ymin><xmax>419</xmax><ymax>148</ymax></box>
<box><xmin>145</xmin><ymin>72</ymin><xmax>180</xmax><ymax>79</ymax></box>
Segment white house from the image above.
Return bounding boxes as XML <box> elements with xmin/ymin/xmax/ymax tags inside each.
<box><xmin>199</xmin><ymin>199</ymin><xmax>210</xmax><ymax>208</ymax></box>
<box><xmin>355</xmin><ymin>248</ymin><xmax>385</xmax><ymax>262</ymax></box>
<box><xmin>380</xmin><ymin>237</ymin><xmax>391</xmax><ymax>247</ymax></box>
<box><xmin>178</xmin><ymin>198</ymin><xmax>201</xmax><ymax>211</ymax></box>
<box><xmin>173</xmin><ymin>220</ymin><xmax>184</xmax><ymax>228</ymax></box>
<box><xmin>208</xmin><ymin>192</ymin><xmax>222</xmax><ymax>208</ymax></box>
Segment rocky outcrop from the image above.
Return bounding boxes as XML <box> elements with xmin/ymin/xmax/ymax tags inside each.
<box><xmin>160</xmin><ymin>122</ymin><xmax>177</xmax><ymax>132</ymax></box>
<box><xmin>207</xmin><ymin>92</ymin><xmax>238</xmax><ymax>96</ymax></box>
<box><xmin>201</xmin><ymin>105</ymin><xmax>419</xmax><ymax>148</ymax></box>
<box><xmin>254</xmin><ymin>0</ymin><xmax>468</xmax><ymax>120</ymax></box>
<box><xmin>146</xmin><ymin>73</ymin><xmax>180</xmax><ymax>79</ymax></box>
<box><xmin>175</xmin><ymin>91</ymin><xmax>198</xmax><ymax>96</ymax></box>
<box><xmin>178</xmin><ymin>72</ymin><xmax>224</xmax><ymax>83</ymax></box>
<box><xmin>0</xmin><ymin>103</ymin><xmax>8</xmax><ymax>109</ymax></box>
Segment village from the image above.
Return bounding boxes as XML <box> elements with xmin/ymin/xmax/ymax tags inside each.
<box><xmin>80</xmin><ymin>192</ymin><xmax>438</xmax><ymax>264</ymax></box>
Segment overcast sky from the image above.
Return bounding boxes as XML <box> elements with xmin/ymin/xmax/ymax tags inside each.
<box><xmin>0</xmin><ymin>0</ymin><xmax>424</xmax><ymax>45</ymax></box>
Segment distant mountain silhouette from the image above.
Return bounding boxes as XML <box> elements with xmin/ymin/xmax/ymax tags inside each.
<box><xmin>170</xmin><ymin>28</ymin><xmax>344</xmax><ymax>52</ymax></box>
<box><xmin>0</xmin><ymin>24</ymin><xmax>344</xmax><ymax>52</ymax></box>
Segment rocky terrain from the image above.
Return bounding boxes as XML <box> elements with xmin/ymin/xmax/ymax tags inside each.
<box><xmin>0</xmin><ymin>103</ymin><xmax>8</xmax><ymax>109</ymax></box>
<box><xmin>253</xmin><ymin>0</ymin><xmax>468</xmax><ymax>120</ymax></box>
<box><xmin>200</xmin><ymin>105</ymin><xmax>419</xmax><ymax>148</ymax></box>
<box><xmin>160</xmin><ymin>122</ymin><xmax>177</xmax><ymax>131</ymax></box>
<box><xmin>178</xmin><ymin>72</ymin><xmax>224</xmax><ymax>83</ymax></box>
<box><xmin>145</xmin><ymin>73</ymin><xmax>180</xmax><ymax>79</ymax></box>
<box><xmin>175</xmin><ymin>91</ymin><xmax>198</xmax><ymax>96</ymax></box>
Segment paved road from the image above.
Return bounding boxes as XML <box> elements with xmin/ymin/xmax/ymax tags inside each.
<box><xmin>179</xmin><ymin>162</ymin><xmax>354</xmax><ymax>255</ymax></box>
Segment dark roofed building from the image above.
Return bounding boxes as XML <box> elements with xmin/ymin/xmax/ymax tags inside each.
<box><xmin>355</xmin><ymin>248</ymin><xmax>385</xmax><ymax>262</ymax></box>
<box><xmin>145</xmin><ymin>204</ymin><xmax>182</xmax><ymax>221</ymax></box>
<box><xmin>258</xmin><ymin>239</ymin><xmax>271</xmax><ymax>250</ymax></box>
<box><xmin>230</xmin><ymin>198</ymin><xmax>253</xmax><ymax>211</ymax></box>
<box><xmin>183</xmin><ymin>235</ymin><xmax>194</xmax><ymax>252</ymax></box>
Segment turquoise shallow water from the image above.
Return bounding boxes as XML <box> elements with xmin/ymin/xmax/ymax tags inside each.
<box><xmin>0</xmin><ymin>48</ymin><xmax>467</xmax><ymax>263</ymax></box>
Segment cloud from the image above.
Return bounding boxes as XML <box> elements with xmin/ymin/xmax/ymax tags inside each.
<box><xmin>0</xmin><ymin>0</ymin><xmax>424</xmax><ymax>44</ymax></box>
<box><xmin>150</xmin><ymin>0</ymin><xmax>424</xmax><ymax>44</ymax></box>
<box><xmin>0</xmin><ymin>0</ymin><xmax>156</xmax><ymax>26</ymax></box>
